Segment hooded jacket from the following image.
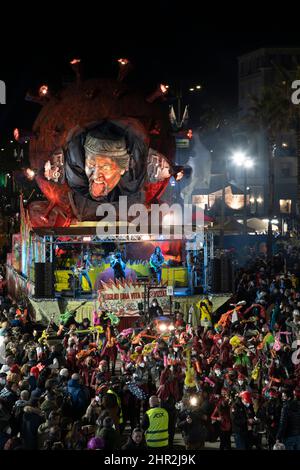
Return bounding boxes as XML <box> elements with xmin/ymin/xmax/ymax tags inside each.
<box><xmin>277</xmin><ymin>399</ymin><xmax>300</xmax><ymax>440</ymax></box>
<box><xmin>67</xmin><ymin>379</ymin><xmax>89</xmax><ymax>416</ymax></box>
<box><xmin>178</xmin><ymin>409</ymin><xmax>207</xmax><ymax>444</ymax></box>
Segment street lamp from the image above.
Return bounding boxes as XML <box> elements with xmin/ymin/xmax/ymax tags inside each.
<box><xmin>189</xmin><ymin>84</ymin><xmax>202</xmax><ymax>92</ymax></box>
<box><xmin>231</xmin><ymin>151</ymin><xmax>254</xmax><ymax>236</ymax></box>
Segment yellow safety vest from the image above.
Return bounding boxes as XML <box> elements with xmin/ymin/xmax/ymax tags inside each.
<box><xmin>145</xmin><ymin>407</ymin><xmax>169</xmax><ymax>447</ymax></box>
<box><xmin>107</xmin><ymin>389</ymin><xmax>123</xmax><ymax>424</ymax></box>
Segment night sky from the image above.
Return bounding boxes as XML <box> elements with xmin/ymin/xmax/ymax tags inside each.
<box><xmin>0</xmin><ymin>4</ymin><xmax>299</xmax><ymax>144</ymax></box>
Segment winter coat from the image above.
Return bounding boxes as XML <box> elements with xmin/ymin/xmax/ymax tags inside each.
<box><xmin>211</xmin><ymin>400</ymin><xmax>232</xmax><ymax>432</ymax></box>
<box><xmin>67</xmin><ymin>379</ymin><xmax>89</xmax><ymax>417</ymax></box>
<box><xmin>96</xmin><ymin>426</ymin><xmax>121</xmax><ymax>450</ymax></box>
<box><xmin>178</xmin><ymin>409</ymin><xmax>207</xmax><ymax>444</ymax></box>
<box><xmin>21</xmin><ymin>406</ymin><xmax>45</xmax><ymax>449</ymax></box>
<box><xmin>230</xmin><ymin>400</ymin><xmax>254</xmax><ymax>436</ymax></box>
<box><xmin>122</xmin><ymin>436</ymin><xmax>147</xmax><ymax>450</ymax></box>
<box><xmin>277</xmin><ymin>399</ymin><xmax>300</xmax><ymax>440</ymax></box>
<box><xmin>0</xmin><ymin>403</ymin><xmax>10</xmax><ymax>433</ymax></box>
<box><xmin>0</xmin><ymin>387</ymin><xmax>18</xmax><ymax>412</ymax></box>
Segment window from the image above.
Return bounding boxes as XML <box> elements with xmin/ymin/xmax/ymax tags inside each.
<box><xmin>280</xmin><ymin>199</ymin><xmax>292</xmax><ymax>214</ymax></box>
<box><xmin>280</xmin><ymin>164</ymin><xmax>291</xmax><ymax>177</ymax></box>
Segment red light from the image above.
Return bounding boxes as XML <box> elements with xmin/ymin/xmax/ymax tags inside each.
<box><xmin>38</xmin><ymin>85</ymin><xmax>48</xmax><ymax>97</ymax></box>
<box><xmin>70</xmin><ymin>58</ymin><xmax>81</xmax><ymax>65</ymax></box>
<box><xmin>160</xmin><ymin>84</ymin><xmax>168</xmax><ymax>94</ymax></box>
<box><xmin>187</xmin><ymin>129</ymin><xmax>193</xmax><ymax>139</ymax></box>
<box><xmin>14</xmin><ymin>128</ymin><xmax>20</xmax><ymax>141</ymax></box>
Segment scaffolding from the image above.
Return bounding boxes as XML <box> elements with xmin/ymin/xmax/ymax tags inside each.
<box><xmin>31</xmin><ymin>225</ymin><xmax>215</xmax><ymax>294</ymax></box>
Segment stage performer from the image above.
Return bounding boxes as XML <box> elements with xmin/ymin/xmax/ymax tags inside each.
<box><xmin>76</xmin><ymin>253</ymin><xmax>93</xmax><ymax>291</ymax></box>
<box><xmin>149</xmin><ymin>246</ymin><xmax>164</xmax><ymax>284</ymax></box>
<box><xmin>110</xmin><ymin>251</ymin><xmax>126</xmax><ymax>282</ymax></box>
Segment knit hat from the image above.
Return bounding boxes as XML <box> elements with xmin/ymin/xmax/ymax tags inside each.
<box><xmin>103</xmin><ymin>416</ymin><xmax>113</xmax><ymax>428</ymax></box>
<box><xmin>31</xmin><ymin>388</ymin><xmax>42</xmax><ymax>399</ymax></box>
<box><xmin>30</xmin><ymin>367</ymin><xmax>40</xmax><ymax>380</ymax></box>
<box><xmin>240</xmin><ymin>391</ymin><xmax>252</xmax><ymax>404</ymax></box>
<box><xmin>10</xmin><ymin>365</ymin><xmax>20</xmax><ymax>374</ymax></box>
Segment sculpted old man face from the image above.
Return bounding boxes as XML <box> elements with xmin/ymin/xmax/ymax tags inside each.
<box><xmin>84</xmin><ymin>134</ymin><xmax>130</xmax><ymax>200</ymax></box>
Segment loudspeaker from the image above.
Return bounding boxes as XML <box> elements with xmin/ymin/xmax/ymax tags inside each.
<box><xmin>193</xmin><ymin>286</ymin><xmax>204</xmax><ymax>294</ymax></box>
<box><xmin>220</xmin><ymin>257</ymin><xmax>233</xmax><ymax>292</ymax></box>
<box><xmin>211</xmin><ymin>258</ymin><xmax>221</xmax><ymax>292</ymax></box>
<box><xmin>34</xmin><ymin>262</ymin><xmax>55</xmax><ymax>298</ymax></box>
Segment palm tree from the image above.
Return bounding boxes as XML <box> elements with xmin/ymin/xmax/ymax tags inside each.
<box><xmin>269</xmin><ymin>60</ymin><xmax>300</xmax><ymax>215</ymax></box>
<box><xmin>248</xmin><ymin>87</ymin><xmax>289</xmax><ymax>260</ymax></box>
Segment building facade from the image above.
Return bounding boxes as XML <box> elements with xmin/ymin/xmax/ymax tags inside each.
<box><xmin>235</xmin><ymin>48</ymin><xmax>300</xmax><ymax>217</ymax></box>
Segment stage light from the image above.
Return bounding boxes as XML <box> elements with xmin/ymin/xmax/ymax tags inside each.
<box><xmin>257</xmin><ymin>196</ymin><xmax>263</xmax><ymax>204</ymax></box>
<box><xmin>83</xmin><ymin>236</ymin><xmax>92</xmax><ymax>242</ymax></box>
<box><xmin>158</xmin><ymin>323</ymin><xmax>168</xmax><ymax>332</ymax></box>
<box><xmin>168</xmin><ymin>323</ymin><xmax>175</xmax><ymax>331</ymax></box>
<box><xmin>14</xmin><ymin>128</ymin><xmax>19</xmax><ymax>141</ymax></box>
<box><xmin>196</xmin><ymin>85</ymin><xmax>202</xmax><ymax>89</ymax></box>
<box><xmin>25</xmin><ymin>168</ymin><xmax>36</xmax><ymax>180</ymax></box>
<box><xmin>189</xmin><ymin>396</ymin><xmax>198</xmax><ymax>406</ymax></box>
<box><xmin>38</xmin><ymin>85</ymin><xmax>49</xmax><ymax>97</ymax></box>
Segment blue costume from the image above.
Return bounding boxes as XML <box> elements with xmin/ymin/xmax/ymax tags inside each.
<box><xmin>110</xmin><ymin>252</ymin><xmax>126</xmax><ymax>281</ymax></box>
<box><xmin>149</xmin><ymin>247</ymin><xmax>164</xmax><ymax>284</ymax></box>
<box><xmin>76</xmin><ymin>254</ymin><xmax>92</xmax><ymax>291</ymax></box>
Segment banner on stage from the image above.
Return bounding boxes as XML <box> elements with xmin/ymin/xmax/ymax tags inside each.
<box><xmin>98</xmin><ymin>280</ymin><xmax>169</xmax><ymax>316</ymax></box>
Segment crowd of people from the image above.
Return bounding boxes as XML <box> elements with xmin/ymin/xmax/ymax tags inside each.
<box><xmin>0</xmin><ymin>248</ymin><xmax>300</xmax><ymax>451</ymax></box>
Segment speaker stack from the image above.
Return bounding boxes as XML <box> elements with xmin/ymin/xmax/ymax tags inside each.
<box><xmin>34</xmin><ymin>262</ymin><xmax>55</xmax><ymax>298</ymax></box>
<box><xmin>211</xmin><ymin>258</ymin><xmax>221</xmax><ymax>292</ymax></box>
<box><xmin>211</xmin><ymin>255</ymin><xmax>233</xmax><ymax>293</ymax></box>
